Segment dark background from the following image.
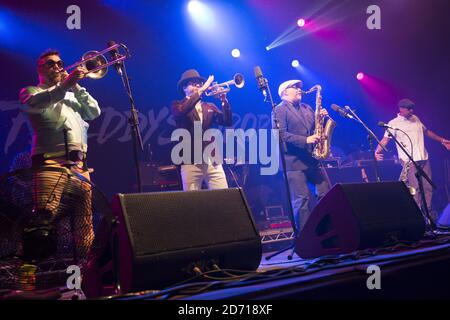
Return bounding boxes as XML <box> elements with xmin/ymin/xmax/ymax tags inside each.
<box><xmin>1</xmin><ymin>0</ymin><xmax>449</xmax><ymax>217</ymax></box>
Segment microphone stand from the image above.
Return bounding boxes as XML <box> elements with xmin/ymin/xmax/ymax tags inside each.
<box><xmin>114</xmin><ymin>45</ymin><xmax>144</xmax><ymax>193</ymax></box>
<box><xmin>256</xmin><ymin>76</ymin><xmax>297</xmax><ymax>261</ymax></box>
<box><xmin>344</xmin><ymin>106</ymin><xmax>386</xmax><ymax>183</ymax></box>
<box><xmin>385</xmin><ymin>128</ymin><xmax>437</xmax><ymax>231</ymax></box>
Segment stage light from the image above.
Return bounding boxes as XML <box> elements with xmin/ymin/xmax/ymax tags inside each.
<box><xmin>188</xmin><ymin>0</ymin><xmax>202</xmax><ymax>14</ymax></box>
<box><xmin>187</xmin><ymin>0</ymin><xmax>215</xmax><ymax>29</ymax></box>
<box><xmin>291</xmin><ymin>59</ymin><xmax>300</xmax><ymax>68</ymax></box>
<box><xmin>0</xmin><ymin>10</ymin><xmax>8</xmax><ymax>35</ymax></box>
<box><xmin>265</xmin><ymin>46</ymin><xmax>270</xmax><ymax>51</ymax></box>
<box><xmin>231</xmin><ymin>48</ymin><xmax>240</xmax><ymax>58</ymax></box>
<box><xmin>297</xmin><ymin>19</ymin><xmax>306</xmax><ymax>28</ymax></box>
<box><xmin>357</xmin><ymin>72</ymin><xmax>365</xmax><ymax>80</ymax></box>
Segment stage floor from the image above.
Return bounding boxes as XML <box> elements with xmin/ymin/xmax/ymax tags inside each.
<box><xmin>1</xmin><ymin>232</ymin><xmax>449</xmax><ymax>300</ymax></box>
<box><xmin>109</xmin><ymin>231</ymin><xmax>450</xmax><ymax>300</ymax></box>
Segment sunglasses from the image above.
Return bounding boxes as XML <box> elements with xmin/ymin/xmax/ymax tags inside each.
<box><xmin>186</xmin><ymin>81</ymin><xmax>204</xmax><ymax>88</ymax></box>
<box><xmin>287</xmin><ymin>84</ymin><xmax>302</xmax><ymax>90</ymax></box>
<box><xmin>42</xmin><ymin>59</ymin><xmax>64</xmax><ymax>69</ymax></box>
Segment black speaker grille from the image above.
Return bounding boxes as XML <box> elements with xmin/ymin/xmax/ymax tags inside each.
<box><xmin>340</xmin><ymin>182</ymin><xmax>425</xmax><ymax>244</ymax></box>
<box><xmin>118</xmin><ymin>188</ymin><xmax>258</xmax><ymax>257</ymax></box>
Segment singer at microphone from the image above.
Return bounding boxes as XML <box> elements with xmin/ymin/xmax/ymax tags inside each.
<box><xmin>374</xmin><ymin>98</ymin><xmax>450</xmax><ymax>219</ymax></box>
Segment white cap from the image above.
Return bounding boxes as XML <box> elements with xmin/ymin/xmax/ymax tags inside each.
<box><xmin>278</xmin><ymin>79</ymin><xmax>302</xmax><ymax>98</ymax></box>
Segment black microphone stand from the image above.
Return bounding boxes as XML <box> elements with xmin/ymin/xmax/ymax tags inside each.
<box><xmin>385</xmin><ymin>128</ymin><xmax>437</xmax><ymax>231</ymax></box>
<box><xmin>255</xmin><ymin>75</ymin><xmax>297</xmax><ymax>261</ymax></box>
<box><xmin>113</xmin><ymin>45</ymin><xmax>144</xmax><ymax>193</ymax></box>
<box><xmin>344</xmin><ymin>106</ymin><xmax>386</xmax><ymax>183</ymax></box>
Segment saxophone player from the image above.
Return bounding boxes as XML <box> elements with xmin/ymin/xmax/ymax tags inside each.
<box><xmin>272</xmin><ymin>80</ymin><xmax>330</xmax><ymax>231</ymax></box>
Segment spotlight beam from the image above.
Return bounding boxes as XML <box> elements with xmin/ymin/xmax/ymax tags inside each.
<box><xmin>266</xmin><ymin>25</ymin><xmax>297</xmax><ymax>50</ymax></box>
<box><xmin>266</xmin><ymin>0</ymin><xmax>356</xmax><ymax>50</ymax></box>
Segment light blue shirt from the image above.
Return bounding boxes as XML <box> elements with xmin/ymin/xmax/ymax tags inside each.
<box><xmin>19</xmin><ymin>83</ymin><xmax>100</xmax><ymax>156</ymax></box>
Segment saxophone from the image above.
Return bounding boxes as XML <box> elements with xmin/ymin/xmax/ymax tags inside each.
<box><xmin>306</xmin><ymin>85</ymin><xmax>336</xmax><ymax>160</ymax></box>
<box><xmin>400</xmin><ymin>160</ymin><xmax>416</xmax><ymax>196</ymax></box>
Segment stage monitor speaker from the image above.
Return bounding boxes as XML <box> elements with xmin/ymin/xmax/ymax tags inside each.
<box><xmin>295</xmin><ymin>181</ymin><xmax>425</xmax><ymax>258</ymax></box>
<box><xmin>437</xmin><ymin>203</ymin><xmax>450</xmax><ymax>228</ymax></box>
<box><xmin>107</xmin><ymin>188</ymin><xmax>261</xmax><ymax>293</ymax></box>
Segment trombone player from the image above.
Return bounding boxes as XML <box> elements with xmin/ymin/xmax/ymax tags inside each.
<box><xmin>172</xmin><ymin>69</ymin><xmax>233</xmax><ymax>190</ymax></box>
<box><xmin>19</xmin><ymin>49</ymin><xmax>101</xmax><ymax>258</ymax></box>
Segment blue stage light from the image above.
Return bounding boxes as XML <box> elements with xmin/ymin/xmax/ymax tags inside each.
<box><xmin>291</xmin><ymin>59</ymin><xmax>300</xmax><ymax>68</ymax></box>
<box><xmin>0</xmin><ymin>9</ymin><xmax>14</xmax><ymax>44</ymax></box>
<box><xmin>187</xmin><ymin>1</ymin><xmax>215</xmax><ymax>29</ymax></box>
<box><xmin>188</xmin><ymin>0</ymin><xmax>201</xmax><ymax>14</ymax></box>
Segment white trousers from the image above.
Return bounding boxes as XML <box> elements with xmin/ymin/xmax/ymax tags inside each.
<box><xmin>180</xmin><ymin>164</ymin><xmax>229</xmax><ymax>191</ymax></box>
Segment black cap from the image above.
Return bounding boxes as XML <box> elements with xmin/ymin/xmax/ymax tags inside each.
<box><xmin>398</xmin><ymin>98</ymin><xmax>415</xmax><ymax>109</ymax></box>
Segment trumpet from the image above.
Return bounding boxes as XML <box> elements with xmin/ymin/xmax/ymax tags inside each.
<box><xmin>64</xmin><ymin>43</ymin><xmax>130</xmax><ymax>79</ymax></box>
<box><xmin>205</xmin><ymin>73</ymin><xmax>245</xmax><ymax>96</ymax></box>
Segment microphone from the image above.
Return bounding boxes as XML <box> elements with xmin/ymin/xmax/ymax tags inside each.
<box><xmin>254</xmin><ymin>66</ymin><xmax>267</xmax><ymax>98</ymax></box>
<box><xmin>331</xmin><ymin>104</ymin><xmax>354</xmax><ymax>119</ymax></box>
<box><xmin>107</xmin><ymin>40</ymin><xmax>123</xmax><ymax>75</ymax></box>
<box><xmin>377</xmin><ymin>121</ymin><xmax>398</xmax><ymax>130</ymax></box>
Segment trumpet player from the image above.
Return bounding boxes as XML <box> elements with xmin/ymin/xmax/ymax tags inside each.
<box><xmin>18</xmin><ymin>49</ymin><xmax>101</xmax><ymax>257</ymax></box>
<box><xmin>272</xmin><ymin>79</ymin><xmax>330</xmax><ymax>231</ymax></box>
<box><xmin>171</xmin><ymin>69</ymin><xmax>232</xmax><ymax>190</ymax></box>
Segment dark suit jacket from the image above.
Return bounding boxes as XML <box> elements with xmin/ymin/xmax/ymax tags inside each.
<box><xmin>272</xmin><ymin>100</ymin><xmax>318</xmax><ymax>171</ymax></box>
<box><xmin>171</xmin><ymin>92</ymin><xmax>232</xmax><ymax>164</ymax></box>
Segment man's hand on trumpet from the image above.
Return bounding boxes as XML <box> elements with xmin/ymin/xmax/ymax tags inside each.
<box><xmin>217</xmin><ymin>93</ymin><xmax>228</xmax><ymax>102</ymax></box>
<box><xmin>61</xmin><ymin>66</ymin><xmax>88</xmax><ymax>91</ymax></box>
<box><xmin>198</xmin><ymin>75</ymin><xmax>214</xmax><ymax>96</ymax></box>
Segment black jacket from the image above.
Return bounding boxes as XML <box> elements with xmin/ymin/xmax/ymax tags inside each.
<box><xmin>272</xmin><ymin>100</ymin><xmax>318</xmax><ymax>171</ymax></box>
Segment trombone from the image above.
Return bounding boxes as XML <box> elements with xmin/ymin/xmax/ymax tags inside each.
<box><xmin>64</xmin><ymin>43</ymin><xmax>130</xmax><ymax>79</ymax></box>
<box><xmin>205</xmin><ymin>73</ymin><xmax>245</xmax><ymax>96</ymax></box>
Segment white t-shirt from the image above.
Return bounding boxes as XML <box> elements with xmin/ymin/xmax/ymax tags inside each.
<box><xmin>384</xmin><ymin>114</ymin><xmax>428</xmax><ymax>162</ymax></box>
<box><xmin>195</xmin><ymin>101</ymin><xmax>203</xmax><ymax>123</ymax></box>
